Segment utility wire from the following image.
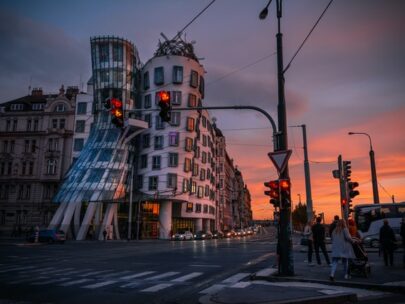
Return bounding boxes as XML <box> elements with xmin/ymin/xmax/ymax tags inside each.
<box><xmin>283</xmin><ymin>0</ymin><xmax>334</xmax><ymax>74</ymax></box>
<box><xmin>378</xmin><ymin>182</ymin><xmax>392</xmax><ymax>201</ymax></box>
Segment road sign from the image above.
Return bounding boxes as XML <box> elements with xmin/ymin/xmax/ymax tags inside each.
<box><xmin>268</xmin><ymin>150</ymin><xmax>292</xmax><ymax>174</ymax></box>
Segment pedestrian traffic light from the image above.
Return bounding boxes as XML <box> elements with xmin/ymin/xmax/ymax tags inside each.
<box><xmin>157</xmin><ymin>91</ymin><xmax>171</xmax><ymax>122</ymax></box>
<box><xmin>110</xmin><ymin>98</ymin><xmax>124</xmax><ymax>128</ymax></box>
<box><xmin>341</xmin><ymin>198</ymin><xmax>347</xmax><ymax>207</ymax></box>
<box><xmin>264</xmin><ymin>180</ymin><xmax>280</xmax><ymax>208</ymax></box>
<box><xmin>279</xmin><ymin>179</ymin><xmax>291</xmax><ymax>208</ymax></box>
<box><xmin>343</xmin><ymin>161</ymin><xmax>352</xmax><ymax>181</ymax></box>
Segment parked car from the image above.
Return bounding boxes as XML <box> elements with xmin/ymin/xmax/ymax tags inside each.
<box><xmin>172</xmin><ymin>230</ymin><xmax>194</xmax><ymax>241</ymax></box>
<box><xmin>212</xmin><ymin>230</ymin><xmax>224</xmax><ymax>239</ymax></box>
<box><xmin>194</xmin><ymin>230</ymin><xmax>212</xmax><ymax>240</ymax></box>
<box><xmin>235</xmin><ymin>229</ymin><xmax>246</xmax><ymax>237</ymax></box>
<box><xmin>362</xmin><ymin>228</ymin><xmax>401</xmax><ymax>248</ymax></box>
<box><xmin>223</xmin><ymin>230</ymin><xmax>233</xmax><ymax>238</ymax></box>
<box><xmin>27</xmin><ymin>229</ymin><xmax>65</xmax><ymax>244</ymax></box>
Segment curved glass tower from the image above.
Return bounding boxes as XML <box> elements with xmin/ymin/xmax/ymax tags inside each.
<box><xmin>49</xmin><ymin>37</ymin><xmax>146</xmax><ymax>240</ymax></box>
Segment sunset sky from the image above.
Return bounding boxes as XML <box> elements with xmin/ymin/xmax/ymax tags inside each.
<box><xmin>1</xmin><ymin>0</ymin><xmax>404</xmax><ymax>222</ymax></box>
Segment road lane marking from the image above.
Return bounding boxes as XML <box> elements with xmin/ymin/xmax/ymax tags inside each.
<box><xmin>31</xmin><ymin>277</ymin><xmax>71</xmax><ymax>285</ymax></box>
<box><xmin>140</xmin><ymin>283</ymin><xmax>173</xmax><ymax>292</ymax></box>
<box><xmin>189</xmin><ymin>264</ymin><xmax>221</xmax><ymax>268</ymax></box>
<box><xmin>230</xmin><ymin>281</ymin><xmax>251</xmax><ymax>288</ymax></box>
<box><xmin>171</xmin><ymin>272</ymin><xmax>203</xmax><ymax>282</ymax></box>
<box><xmin>82</xmin><ymin>280</ymin><xmax>117</xmax><ymax>289</ymax></box>
<box><xmin>79</xmin><ymin>270</ymin><xmax>113</xmax><ymax>277</ymax></box>
<box><xmin>221</xmin><ymin>273</ymin><xmax>250</xmax><ymax>284</ymax></box>
<box><xmin>59</xmin><ymin>278</ymin><xmax>93</xmax><ymax>286</ymax></box>
<box><xmin>199</xmin><ymin>284</ymin><xmax>227</xmax><ymax>294</ymax></box>
<box><xmin>255</xmin><ymin>268</ymin><xmax>277</xmax><ymax>277</ymax></box>
<box><xmin>145</xmin><ymin>272</ymin><xmax>180</xmax><ymax>281</ymax></box>
<box><xmin>120</xmin><ymin>271</ymin><xmax>156</xmax><ymax>280</ymax></box>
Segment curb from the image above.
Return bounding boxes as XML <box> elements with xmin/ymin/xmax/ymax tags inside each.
<box><xmin>253</xmin><ymin>275</ymin><xmax>405</xmax><ymax>294</ymax></box>
<box><xmin>199</xmin><ymin>291</ymin><xmax>357</xmax><ymax>304</ymax></box>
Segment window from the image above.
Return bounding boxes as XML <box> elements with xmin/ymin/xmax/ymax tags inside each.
<box><xmin>196</xmin><ymin>204</ymin><xmax>202</xmax><ymax>213</ymax></box>
<box><xmin>137</xmin><ymin>175</ymin><xmax>143</xmax><ymax>189</ymax></box>
<box><xmin>55</xmin><ymin>104</ymin><xmax>66</xmax><ymax>112</ymax></box>
<box><xmin>168</xmin><ymin>153</ymin><xmax>178</xmax><ymax>167</ymax></box>
<box><xmin>169</xmin><ymin>132</ymin><xmax>179</xmax><ymax>146</ymax></box>
<box><xmin>202</xmin><ymin>116</ymin><xmax>207</xmax><ymax>128</ymax></box>
<box><xmin>7</xmin><ymin>162</ymin><xmax>12</xmax><ymax>175</ymax></box>
<box><xmin>143</xmin><ymin>71</ymin><xmax>150</xmax><ymax>90</ymax></box>
<box><xmin>202</xmin><ymin>152</ymin><xmax>207</xmax><ymax>163</ymax></box>
<box><xmin>207</xmin><ymin>169</ymin><xmax>211</xmax><ymax>180</ymax></box>
<box><xmin>197</xmin><ymin>186</ymin><xmax>204</xmax><ymax>198</ymax></box>
<box><xmin>87</xmin><ymin>168</ymin><xmax>104</xmax><ymax>183</ymax></box>
<box><xmin>100</xmin><ymin>70</ymin><xmax>109</xmax><ymax>82</ymax></box>
<box><xmin>202</xmin><ymin>135</ymin><xmax>207</xmax><ymax>146</ymax></box>
<box><xmin>22</xmin><ymin>162</ymin><xmax>27</xmax><ymax>175</ymax></box>
<box><xmin>11</xmin><ymin>104</ymin><xmax>24</xmax><ymax>111</ymax></box>
<box><xmin>184</xmin><ymin>158</ymin><xmax>191</xmax><ymax>172</ymax></box>
<box><xmin>154</xmin><ymin>67</ymin><xmax>164</xmax><ymax>85</ymax></box>
<box><xmin>188</xmin><ymin>94</ymin><xmax>197</xmax><ymax>107</ymax></box>
<box><xmin>186</xmin><ymin>202</ymin><xmax>193</xmax><ymax>213</ymax></box>
<box><xmin>2</xmin><ymin>140</ymin><xmax>8</xmax><ymax>153</ymax></box>
<box><xmin>29</xmin><ymin>162</ymin><xmax>34</xmax><ymax>175</ymax></box>
<box><xmin>140</xmin><ymin>154</ymin><xmax>148</xmax><ymax>169</ymax></box>
<box><xmin>6</xmin><ymin>120</ymin><xmax>10</xmax><ymax>131</ymax></box>
<box><xmin>113</xmin><ymin>44</ymin><xmax>123</xmax><ymax>61</ymax></box>
<box><xmin>172</xmin><ymin>91</ymin><xmax>182</xmax><ymax>105</ymax></box>
<box><xmin>199</xmin><ymin>75</ymin><xmax>205</xmax><ymax>98</ymax></box>
<box><xmin>186</xmin><ymin>117</ymin><xmax>195</xmax><ymax>132</ymax></box>
<box><xmin>191</xmin><ymin>181</ymin><xmax>197</xmax><ymax>194</ymax></box>
<box><xmin>200</xmin><ymin>169</ymin><xmax>206</xmax><ymax>181</ymax></box>
<box><xmin>144</xmin><ymin>113</ymin><xmax>152</xmax><ymax>128</ymax></box>
<box><xmin>59</xmin><ymin>119</ymin><xmax>65</xmax><ymax>129</ymax></box>
<box><xmin>75</xmin><ymin>120</ymin><xmax>85</xmax><ymax>133</ymax></box>
<box><xmin>203</xmin><ymin>204</ymin><xmax>208</xmax><ymax>213</ymax></box>
<box><xmin>144</xmin><ymin>94</ymin><xmax>151</xmax><ymax>108</ymax></box>
<box><xmin>148</xmin><ymin>176</ymin><xmax>158</xmax><ymax>191</ymax></box>
<box><xmin>98</xmin><ymin>149</ymin><xmax>113</xmax><ymax>162</ymax></box>
<box><xmin>24</xmin><ymin>140</ymin><xmax>29</xmax><ymax>152</ymax></box>
<box><xmin>46</xmin><ymin>159</ymin><xmax>57</xmax><ymax>175</ymax></box>
<box><xmin>26</xmin><ymin>119</ymin><xmax>32</xmax><ymax>131</ymax></box>
<box><xmin>77</xmin><ymin>102</ymin><xmax>87</xmax><ymax>114</ymax></box>
<box><xmin>31</xmin><ymin>140</ymin><xmax>36</xmax><ymax>153</ymax></box>
<box><xmin>112</xmin><ymin>70</ymin><xmax>123</xmax><ymax>83</ymax></box>
<box><xmin>190</xmin><ymin>70</ymin><xmax>198</xmax><ymax>88</ymax></box>
<box><xmin>32</xmin><ymin>103</ymin><xmax>44</xmax><ymax>110</ymax></box>
<box><xmin>154</xmin><ymin>136</ymin><xmax>164</xmax><ymax>150</ymax></box>
<box><xmin>52</xmin><ymin>119</ymin><xmax>57</xmax><ymax>129</ymax></box>
<box><xmin>156</xmin><ymin>115</ymin><xmax>165</xmax><ymax>130</ymax></box>
<box><xmin>195</xmin><ymin>146</ymin><xmax>200</xmax><ymax>158</ymax></box>
<box><xmin>0</xmin><ymin>163</ymin><xmax>5</xmax><ymax>176</ymax></box>
<box><xmin>167</xmin><ymin>173</ymin><xmax>177</xmax><ymax>188</ymax></box>
<box><xmin>170</xmin><ymin>112</ymin><xmax>180</xmax><ymax>126</ymax></box>
<box><xmin>12</xmin><ymin>119</ymin><xmax>17</xmax><ymax>131</ymax></box>
<box><xmin>182</xmin><ymin>178</ymin><xmax>189</xmax><ymax>193</ymax></box>
<box><xmin>74</xmin><ymin>138</ymin><xmax>84</xmax><ymax>152</ymax></box>
<box><xmin>99</xmin><ymin>43</ymin><xmax>109</xmax><ymax>62</ymax></box>
<box><xmin>193</xmin><ymin>163</ymin><xmax>199</xmax><ymax>176</ymax></box>
<box><xmin>142</xmin><ymin>134</ymin><xmax>150</xmax><ymax>148</ymax></box>
<box><xmin>185</xmin><ymin>137</ymin><xmax>193</xmax><ymax>152</ymax></box>
<box><xmin>33</xmin><ymin>120</ymin><xmax>38</xmax><ymax>131</ymax></box>
<box><xmin>152</xmin><ymin>155</ymin><xmax>161</xmax><ymax>170</ymax></box>
<box><xmin>9</xmin><ymin>140</ymin><xmax>15</xmax><ymax>153</ymax></box>
<box><xmin>205</xmin><ymin>185</ymin><xmax>210</xmax><ymax>197</ymax></box>
<box><xmin>173</xmin><ymin>66</ymin><xmax>183</xmax><ymax>84</ymax></box>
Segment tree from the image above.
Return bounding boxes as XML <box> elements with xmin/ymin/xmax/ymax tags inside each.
<box><xmin>292</xmin><ymin>202</ymin><xmax>311</xmax><ymax>231</ymax></box>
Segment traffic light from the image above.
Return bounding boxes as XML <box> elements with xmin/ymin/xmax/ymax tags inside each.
<box><xmin>279</xmin><ymin>179</ymin><xmax>291</xmax><ymax>208</ymax></box>
<box><xmin>264</xmin><ymin>180</ymin><xmax>280</xmax><ymax>208</ymax></box>
<box><xmin>348</xmin><ymin>181</ymin><xmax>359</xmax><ymax>199</ymax></box>
<box><xmin>343</xmin><ymin>161</ymin><xmax>352</xmax><ymax>181</ymax></box>
<box><xmin>110</xmin><ymin>98</ymin><xmax>124</xmax><ymax>128</ymax></box>
<box><xmin>157</xmin><ymin>91</ymin><xmax>171</xmax><ymax>122</ymax></box>
<box><xmin>103</xmin><ymin>97</ymin><xmax>111</xmax><ymax>110</ymax></box>
<box><xmin>341</xmin><ymin>198</ymin><xmax>347</xmax><ymax>207</ymax></box>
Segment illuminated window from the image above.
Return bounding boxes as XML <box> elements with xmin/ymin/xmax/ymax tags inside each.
<box><xmin>185</xmin><ymin>137</ymin><xmax>193</xmax><ymax>152</ymax></box>
<box><xmin>184</xmin><ymin>158</ymin><xmax>191</xmax><ymax>172</ymax></box>
<box><xmin>186</xmin><ymin>117</ymin><xmax>195</xmax><ymax>132</ymax></box>
<box><xmin>186</xmin><ymin>202</ymin><xmax>193</xmax><ymax>213</ymax></box>
<box><xmin>188</xmin><ymin>94</ymin><xmax>197</xmax><ymax>107</ymax></box>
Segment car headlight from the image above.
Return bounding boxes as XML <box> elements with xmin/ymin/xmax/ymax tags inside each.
<box><xmin>194</xmin><ymin>235</ymin><xmax>197</xmax><ymax>237</ymax></box>
<box><xmin>202</xmin><ymin>234</ymin><xmax>206</xmax><ymax>237</ymax></box>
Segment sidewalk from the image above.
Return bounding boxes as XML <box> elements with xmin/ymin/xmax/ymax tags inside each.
<box><xmin>199</xmin><ymin>237</ymin><xmax>405</xmax><ymax>304</ymax></box>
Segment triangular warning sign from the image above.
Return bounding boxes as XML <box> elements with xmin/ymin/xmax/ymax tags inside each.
<box><xmin>268</xmin><ymin>150</ymin><xmax>292</xmax><ymax>174</ymax></box>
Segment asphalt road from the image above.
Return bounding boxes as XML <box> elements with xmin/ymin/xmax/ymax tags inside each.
<box><xmin>0</xmin><ymin>227</ymin><xmax>277</xmax><ymax>304</ymax></box>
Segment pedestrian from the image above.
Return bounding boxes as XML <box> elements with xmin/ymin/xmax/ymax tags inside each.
<box><xmin>347</xmin><ymin>218</ymin><xmax>360</xmax><ymax>239</ymax></box>
<box><xmin>379</xmin><ymin>219</ymin><xmax>396</xmax><ymax>266</ymax></box>
<box><xmin>103</xmin><ymin>229</ymin><xmax>107</xmax><ymax>241</ymax></box>
<box><xmin>312</xmin><ymin>216</ymin><xmax>331</xmax><ymax>266</ymax></box>
<box><xmin>329</xmin><ymin>215</ymin><xmax>339</xmax><ymax>237</ymax></box>
<box><xmin>330</xmin><ymin>219</ymin><xmax>356</xmax><ymax>281</ymax></box>
<box><xmin>303</xmin><ymin>219</ymin><xmax>314</xmax><ymax>265</ymax></box>
<box><xmin>400</xmin><ymin>217</ymin><xmax>405</xmax><ymax>268</ymax></box>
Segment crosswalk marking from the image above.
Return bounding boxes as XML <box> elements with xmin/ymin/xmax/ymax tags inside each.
<box><xmin>255</xmin><ymin>268</ymin><xmax>277</xmax><ymax>277</ymax></box>
<box><xmin>9</xmin><ymin>276</ymin><xmax>49</xmax><ymax>284</ymax></box>
<box><xmin>221</xmin><ymin>273</ymin><xmax>250</xmax><ymax>284</ymax></box>
<box><xmin>145</xmin><ymin>272</ymin><xmax>180</xmax><ymax>281</ymax></box>
<box><xmin>39</xmin><ymin>268</ymin><xmax>74</xmax><ymax>275</ymax></box>
<box><xmin>231</xmin><ymin>281</ymin><xmax>251</xmax><ymax>288</ymax></box>
<box><xmin>120</xmin><ymin>271</ymin><xmax>156</xmax><ymax>280</ymax></box>
<box><xmin>79</xmin><ymin>270</ymin><xmax>113</xmax><ymax>277</ymax></box>
<box><xmin>56</xmin><ymin>269</ymin><xmax>91</xmax><ymax>276</ymax></box>
<box><xmin>120</xmin><ymin>281</ymin><xmax>141</xmax><ymax>288</ymax></box>
<box><xmin>0</xmin><ymin>266</ymin><xmax>36</xmax><ymax>273</ymax></box>
<box><xmin>171</xmin><ymin>272</ymin><xmax>203</xmax><ymax>282</ymax></box>
<box><xmin>31</xmin><ymin>277</ymin><xmax>71</xmax><ymax>285</ymax></box>
<box><xmin>82</xmin><ymin>280</ymin><xmax>117</xmax><ymax>289</ymax></box>
<box><xmin>59</xmin><ymin>279</ymin><xmax>93</xmax><ymax>287</ymax></box>
<box><xmin>100</xmin><ymin>270</ymin><xmax>131</xmax><ymax>278</ymax></box>
<box><xmin>199</xmin><ymin>284</ymin><xmax>227</xmax><ymax>295</ymax></box>
<box><xmin>140</xmin><ymin>283</ymin><xmax>173</xmax><ymax>292</ymax></box>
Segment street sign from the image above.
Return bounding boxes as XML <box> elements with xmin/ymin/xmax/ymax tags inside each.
<box><xmin>268</xmin><ymin>150</ymin><xmax>292</xmax><ymax>174</ymax></box>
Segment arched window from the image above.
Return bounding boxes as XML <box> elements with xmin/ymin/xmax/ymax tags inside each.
<box><xmin>55</xmin><ymin>103</ymin><xmax>66</xmax><ymax>112</ymax></box>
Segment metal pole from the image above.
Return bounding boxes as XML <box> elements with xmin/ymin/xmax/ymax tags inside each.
<box><xmin>338</xmin><ymin>155</ymin><xmax>348</xmax><ymax>221</ymax></box>
<box><xmin>369</xmin><ymin>148</ymin><xmax>380</xmax><ymax>204</ymax></box>
<box><xmin>301</xmin><ymin>124</ymin><xmax>313</xmax><ymax>222</ymax></box>
<box><xmin>128</xmin><ymin>166</ymin><xmax>134</xmax><ymax>240</ymax></box>
<box><xmin>136</xmin><ymin>198</ymin><xmax>141</xmax><ymax>240</ymax></box>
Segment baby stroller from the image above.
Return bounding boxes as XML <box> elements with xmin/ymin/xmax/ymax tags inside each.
<box><xmin>349</xmin><ymin>240</ymin><xmax>371</xmax><ymax>277</ymax></box>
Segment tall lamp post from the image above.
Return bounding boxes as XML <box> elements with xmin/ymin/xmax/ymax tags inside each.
<box><xmin>348</xmin><ymin>132</ymin><xmax>380</xmax><ymax>204</ymax></box>
<box><xmin>260</xmin><ymin>0</ymin><xmax>294</xmax><ymax>276</ymax></box>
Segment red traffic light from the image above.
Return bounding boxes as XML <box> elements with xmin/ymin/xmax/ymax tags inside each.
<box><xmin>158</xmin><ymin>91</ymin><xmax>170</xmax><ymax>103</ymax></box>
<box><xmin>110</xmin><ymin>98</ymin><xmax>124</xmax><ymax>128</ymax></box>
<box><xmin>111</xmin><ymin>98</ymin><xmax>122</xmax><ymax>108</ymax></box>
<box><xmin>341</xmin><ymin>198</ymin><xmax>347</xmax><ymax>206</ymax></box>
<box><xmin>279</xmin><ymin>179</ymin><xmax>290</xmax><ymax>190</ymax></box>
<box><xmin>264</xmin><ymin>180</ymin><xmax>279</xmax><ymax>199</ymax></box>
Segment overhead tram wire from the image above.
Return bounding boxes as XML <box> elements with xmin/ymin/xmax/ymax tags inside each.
<box><xmin>283</xmin><ymin>0</ymin><xmax>335</xmax><ymax>74</ymax></box>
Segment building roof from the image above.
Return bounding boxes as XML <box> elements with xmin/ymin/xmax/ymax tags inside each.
<box><xmin>154</xmin><ymin>35</ymin><xmax>199</xmax><ymax>62</ymax></box>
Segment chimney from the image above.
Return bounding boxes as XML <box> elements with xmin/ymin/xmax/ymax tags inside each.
<box><xmin>31</xmin><ymin>87</ymin><xmax>43</xmax><ymax>96</ymax></box>
<box><xmin>59</xmin><ymin>84</ymin><xmax>65</xmax><ymax>95</ymax></box>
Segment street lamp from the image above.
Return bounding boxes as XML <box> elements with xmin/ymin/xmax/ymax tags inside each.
<box><xmin>348</xmin><ymin>132</ymin><xmax>380</xmax><ymax>204</ymax></box>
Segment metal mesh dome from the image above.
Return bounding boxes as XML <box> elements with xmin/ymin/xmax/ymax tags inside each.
<box><xmin>154</xmin><ymin>36</ymin><xmax>199</xmax><ymax>62</ymax></box>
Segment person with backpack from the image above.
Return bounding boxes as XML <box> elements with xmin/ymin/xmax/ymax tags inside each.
<box><xmin>312</xmin><ymin>216</ymin><xmax>331</xmax><ymax>266</ymax></box>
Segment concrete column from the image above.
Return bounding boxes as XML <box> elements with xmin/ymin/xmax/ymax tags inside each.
<box><xmin>159</xmin><ymin>201</ymin><xmax>172</xmax><ymax>240</ymax></box>
<box><xmin>76</xmin><ymin>202</ymin><xmax>97</xmax><ymax>240</ymax></box>
<box><xmin>48</xmin><ymin>202</ymin><xmax>68</xmax><ymax>229</ymax></box>
<box><xmin>195</xmin><ymin>218</ymin><xmax>203</xmax><ymax>232</ymax></box>
<box><xmin>60</xmin><ymin>201</ymin><xmax>78</xmax><ymax>235</ymax></box>
<box><xmin>204</xmin><ymin>219</ymin><xmax>210</xmax><ymax>232</ymax></box>
<box><xmin>73</xmin><ymin>201</ymin><xmax>82</xmax><ymax>236</ymax></box>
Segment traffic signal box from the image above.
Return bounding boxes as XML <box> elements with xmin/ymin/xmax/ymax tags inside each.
<box><xmin>347</xmin><ymin>181</ymin><xmax>359</xmax><ymax>215</ymax></box>
<box><xmin>264</xmin><ymin>179</ymin><xmax>291</xmax><ymax>209</ymax></box>
<box><xmin>110</xmin><ymin>98</ymin><xmax>124</xmax><ymax>128</ymax></box>
<box><xmin>279</xmin><ymin>179</ymin><xmax>291</xmax><ymax>208</ymax></box>
<box><xmin>264</xmin><ymin>180</ymin><xmax>280</xmax><ymax>208</ymax></box>
<box><xmin>158</xmin><ymin>91</ymin><xmax>171</xmax><ymax>122</ymax></box>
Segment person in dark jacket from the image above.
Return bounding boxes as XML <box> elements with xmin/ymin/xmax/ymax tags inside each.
<box><xmin>379</xmin><ymin>219</ymin><xmax>396</xmax><ymax>266</ymax></box>
<box><xmin>400</xmin><ymin>217</ymin><xmax>405</xmax><ymax>267</ymax></box>
<box><xmin>329</xmin><ymin>215</ymin><xmax>340</xmax><ymax>237</ymax></box>
<box><xmin>312</xmin><ymin>217</ymin><xmax>331</xmax><ymax>265</ymax></box>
